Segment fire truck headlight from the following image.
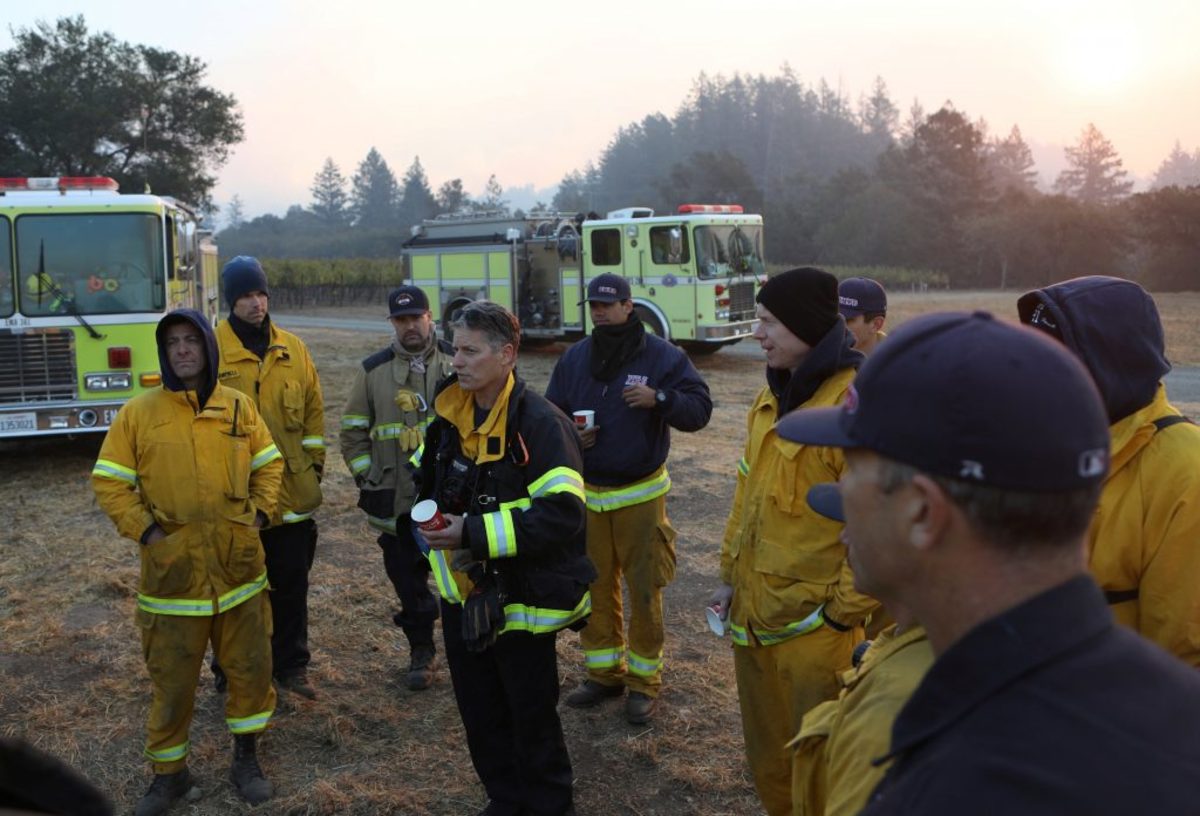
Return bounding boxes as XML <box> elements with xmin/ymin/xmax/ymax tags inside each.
<box><xmin>85</xmin><ymin>373</ymin><xmax>133</xmax><ymax>391</ymax></box>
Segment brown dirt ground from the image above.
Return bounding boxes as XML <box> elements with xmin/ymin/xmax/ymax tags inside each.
<box><xmin>1</xmin><ymin>290</ymin><xmax>1196</xmax><ymax>814</ymax></box>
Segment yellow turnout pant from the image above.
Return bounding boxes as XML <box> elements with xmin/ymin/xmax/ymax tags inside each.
<box><xmin>734</xmin><ymin>624</ymin><xmax>859</xmax><ymax>816</ymax></box>
<box><xmin>579</xmin><ymin>492</ymin><xmax>676</xmax><ymax>697</ymax></box>
<box><xmin>139</xmin><ymin>592</ymin><xmax>276</xmax><ymax>773</ymax></box>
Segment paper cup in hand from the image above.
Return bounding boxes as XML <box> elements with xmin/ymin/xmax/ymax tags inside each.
<box><xmin>706</xmin><ymin>604</ymin><xmax>729</xmax><ymax>637</ymax></box>
<box><xmin>573</xmin><ymin>410</ymin><xmax>595</xmax><ymax>430</ymax></box>
<box><xmin>412</xmin><ymin>499</ymin><xmax>447</xmax><ymax>532</ymax></box>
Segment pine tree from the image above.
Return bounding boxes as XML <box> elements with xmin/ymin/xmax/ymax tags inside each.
<box><xmin>309</xmin><ymin>157</ymin><xmax>348</xmax><ymax>225</ymax></box>
<box><xmin>396</xmin><ymin>156</ymin><xmax>438</xmax><ymax>228</ymax></box>
<box><xmin>436</xmin><ymin>178</ymin><xmax>469</xmax><ymax>214</ymax></box>
<box><xmin>477</xmin><ymin>174</ymin><xmax>508</xmax><ymax>213</ymax></box>
<box><xmin>987</xmin><ymin>125</ymin><xmax>1039</xmax><ymax>197</ymax></box>
<box><xmin>1150</xmin><ymin>141</ymin><xmax>1200</xmax><ymax>190</ymax></box>
<box><xmin>350</xmin><ymin>147</ymin><xmax>400</xmax><ymax>228</ymax></box>
<box><xmin>1054</xmin><ymin>124</ymin><xmax>1133</xmax><ymax>205</ymax></box>
<box><xmin>226</xmin><ymin>194</ymin><xmax>245</xmax><ymax>229</ymax></box>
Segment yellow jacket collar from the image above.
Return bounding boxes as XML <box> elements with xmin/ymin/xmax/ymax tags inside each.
<box><xmin>435</xmin><ymin>372</ymin><xmax>515</xmax><ymax>463</ymax></box>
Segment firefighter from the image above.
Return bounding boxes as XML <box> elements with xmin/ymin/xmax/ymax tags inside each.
<box><xmin>708</xmin><ymin>267</ymin><xmax>874</xmax><ymax>816</ymax></box>
<box><xmin>1018</xmin><ymin>276</ymin><xmax>1200</xmax><ymax>665</ymax></box>
<box><xmin>215</xmin><ymin>255</ymin><xmax>326</xmax><ymax>699</ymax></box>
<box><xmin>92</xmin><ymin>309</ymin><xmax>282</xmax><ymax>815</ymax></box>
<box><xmin>418</xmin><ymin>301</ymin><xmax>594</xmax><ymax>816</ymax></box>
<box><xmin>340</xmin><ymin>285</ymin><xmax>454</xmax><ymax>690</ymax></box>
<box><xmin>777</xmin><ymin>311</ymin><xmax>1200</xmax><ymax>814</ymax></box>
<box><xmin>546</xmin><ymin>273</ymin><xmax>712</xmax><ymax>724</ymax></box>
<box><xmin>837</xmin><ymin>277</ymin><xmax>887</xmax><ymax>355</ymax></box>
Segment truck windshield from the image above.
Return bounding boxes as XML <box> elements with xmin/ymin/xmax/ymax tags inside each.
<box><xmin>693</xmin><ymin>224</ymin><xmax>765</xmax><ymax>280</ymax></box>
<box><xmin>0</xmin><ymin>217</ymin><xmax>12</xmax><ymax>318</ymax></box>
<box><xmin>15</xmin><ymin>213</ymin><xmax>166</xmax><ymax>316</ymax></box>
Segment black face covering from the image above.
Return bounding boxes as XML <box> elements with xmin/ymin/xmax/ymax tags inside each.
<box><xmin>228</xmin><ymin>312</ymin><xmax>271</xmax><ymax>360</ymax></box>
<box><xmin>589</xmin><ymin>311</ymin><xmax>646</xmax><ymax>381</ymax></box>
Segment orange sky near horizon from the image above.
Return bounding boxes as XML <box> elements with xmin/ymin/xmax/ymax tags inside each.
<box><xmin>3</xmin><ymin>0</ymin><xmax>1196</xmax><ymax>218</ymax></box>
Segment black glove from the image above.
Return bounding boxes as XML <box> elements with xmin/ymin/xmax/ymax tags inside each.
<box><xmin>461</xmin><ymin>576</ymin><xmax>504</xmax><ymax>653</ymax></box>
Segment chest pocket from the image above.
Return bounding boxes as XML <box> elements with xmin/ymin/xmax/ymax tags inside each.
<box><xmin>282</xmin><ymin>380</ymin><xmax>305</xmax><ymax>432</ymax></box>
<box><xmin>767</xmin><ymin>437</ymin><xmax>810</xmax><ymax>516</ymax></box>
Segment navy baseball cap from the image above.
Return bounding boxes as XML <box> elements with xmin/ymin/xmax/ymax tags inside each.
<box><xmin>806</xmin><ymin>483</ymin><xmax>845</xmax><ymax>522</ymax></box>
<box><xmin>777</xmin><ymin>311</ymin><xmax>1110</xmax><ymax>492</ymax></box>
<box><xmin>838</xmin><ymin>277</ymin><xmax>887</xmax><ymax>317</ymax></box>
<box><xmin>388</xmin><ymin>285</ymin><xmax>429</xmax><ymax>317</ymax></box>
<box><xmin>580</xmin><ymin>273</ymin><xmax>631</xmax><ymax>305</ymax></box>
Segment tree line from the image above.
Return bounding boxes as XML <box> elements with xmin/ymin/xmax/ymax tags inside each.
<box><xmin>548</xmin><ymin>71</ymin><xmax>1200</xmax><ymax>291</ymax></box>
<box><xmin>2</xmin><ymin>18</ymin><xmax>1198</xmax><ymax>290</ymax></box>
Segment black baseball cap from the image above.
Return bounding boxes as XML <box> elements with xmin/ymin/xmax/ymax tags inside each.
<box><xmin>777</xmin><ymin>311</ymin><xmax>1110</xmax><ymax>492</ymax></box>
<box><xmin>838</xmin><ymin>277</ymin><xmax>887</xmax><ymax>317</ymax></box>
<box><xmin>388</xmin><ymin>285</ymin><xmax>429</xmax><ymax>318</ymax></box>
<box><xmin>580</xmin><ymin>273</ymin><xmax>631</xmax><ymax>305</ymax></box>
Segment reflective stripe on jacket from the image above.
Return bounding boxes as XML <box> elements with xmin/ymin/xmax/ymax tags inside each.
<box><xmin>216</xmin><ymin>319</ymin><xmax>324</xmax><ymax>526</ymax></box>
<box><xmin>339</xmin><ymin>340</ymin><xmax>453</xmax><ymax>529</ymax></box>
<box><xmin>1090</xmin><ymin>384</ymin><xmax>1200</xmax><ymax>665</ymax></box>
<box><xmin>418</xmin><ymin>373</ymin><xmax>596</xmax><ymax>637</ymax></box>
<box><xmin>92</xmin><ymin>384</ymin><xmax>283</xmax><ymax>615</ymax></box>
<box><xmin>721</xmin><ymin>371</ymin><xmax>878</xmax><ymax>645</ymax></box>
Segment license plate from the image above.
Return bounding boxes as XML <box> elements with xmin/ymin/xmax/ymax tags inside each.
<box><xmin>0</xmin><ymin>412</ymin><xmax>37</xmax><ymax>433</ymax></box>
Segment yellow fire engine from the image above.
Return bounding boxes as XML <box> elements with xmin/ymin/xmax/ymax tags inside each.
<box><xmin>0</xmin><ymin>176</ymin><xmax>218</xmax><ymax>438</ymax></box>
<box><xmin>401</xmin><ymin>204</ymin><xmax>764</xmax><ymax>351</ymax></box>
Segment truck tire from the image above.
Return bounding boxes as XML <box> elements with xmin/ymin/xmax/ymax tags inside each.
<box><xmin>633</xmin><ymin>305</ymin><xmax>666</xmax><ymax>339</ymax></box>
<box><xmin>442</xmin><ymin>298</ymin><xmax>473</xmax><ymax>339</ymax></box>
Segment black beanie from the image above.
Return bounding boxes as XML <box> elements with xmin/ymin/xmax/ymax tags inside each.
<box><xmin>756</xmin><ymin>267</ymin><xmax>839</xmax><ymax>346</ymax></box>
<box><xmin>222</xmin><ymin>256</ymin><xmax>269</xmax><ymax>308</ymax></box>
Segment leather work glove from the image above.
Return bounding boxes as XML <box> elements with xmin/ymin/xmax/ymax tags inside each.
<box><xmin>394</xmin><ymin>388</ymin><xmax>426</xmax><ymax>452</ymax></box>
<box><xmin>462</xmin><ymin>576</ymin><xmax>504</xmax><ymax>653</ymax></box>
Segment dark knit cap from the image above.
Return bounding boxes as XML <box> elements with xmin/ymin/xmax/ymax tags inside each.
<box><xmin>756</xmin><ymin>267</ymin><xmax>839</xmax><ymax>346</ymax></box>
<box><xmin>222</xmin><ymin>256</ymin><xmax>269</xmax><ymax>307</ymax></box>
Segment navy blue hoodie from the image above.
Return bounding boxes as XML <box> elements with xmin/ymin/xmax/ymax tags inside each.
<box><xmin>1018</xmin><ymin>276</ymin><xmax>1170</xmax><ymax>424</ymax></box>
<box><xmin>155</xmin><ymin>308</ymin><xmax>219</xmax><ymax>409</ymax></box>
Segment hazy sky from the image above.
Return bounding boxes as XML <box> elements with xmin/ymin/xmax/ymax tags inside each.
<box><xmin>4</xmin><ymin>0</ymin><xmax>1197</xmax><ymax>218</ymax></box>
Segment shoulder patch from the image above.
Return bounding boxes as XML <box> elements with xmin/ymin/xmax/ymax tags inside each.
<box><xmin>362</xmin><ymin>347</ymin><xmax>395</xmax><ymax>372</ymax></box>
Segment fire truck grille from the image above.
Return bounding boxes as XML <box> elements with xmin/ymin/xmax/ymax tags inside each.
<box><xmin>729</xmin><ymin>281</ymin><xmax>756</xmax><ymax>320</ymax></box>
<box><xmin>0</xmin><ymin>330</ymin><xmax>77</xmax><ymax>403</ymax></box>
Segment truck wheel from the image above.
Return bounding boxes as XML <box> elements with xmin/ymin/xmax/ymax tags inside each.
<box><xmin>442</xmin><ymin>299</ymin><xmax>473</xmax><ymax>339</ymax></box>
<box><xmin>633</xmin><ymin>305</ymin><xmax>666</xmax><ymax>338</ymax></box>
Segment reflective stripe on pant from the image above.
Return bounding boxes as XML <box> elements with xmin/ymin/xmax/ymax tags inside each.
<box><xmin>378</xmin><ymin>517</ymin><xmax>438</xmax><ymax>647</ymax></box>
<box><xmin>579</xmin><ymin>492</ymin><xmax>676</xmax><ymax>697</ymax></box>
<box><xmin>140</xmin><ymin>592</ymin><xmax>276</xmax><ymax>774</ymax></box>
<box><xmin>734</xmin><ymin>624</ymin><xmax>860</xmax><ymax>816</ymax></box>
<box><xmin>441</xmin><ymin>599</ymin><xmax>574</xmax><ymax>816</ymax></box>
<box><xmin>262</xmin><ymin>518</ymin><xmax>317</xmax><ymax>677</ymax></box>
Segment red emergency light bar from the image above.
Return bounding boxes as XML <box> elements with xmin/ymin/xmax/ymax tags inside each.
<box><xmin>0</xmin><ymin>176</ymin><xmax>120</xmax><ymax>192</ymax></box>
<box><xmin>677</xmin><ymin>203</ymin><xmax>744</xmax><ymax>214</ymax></box>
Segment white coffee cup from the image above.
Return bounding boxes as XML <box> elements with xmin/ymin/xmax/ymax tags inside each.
<box><xmin>573</xmin><ymin>410</ymin><xmax>596</xmax><ymax>430</ymax></box>
<box><xmin>705</xmin><ymin>604</ymin><xmax>729</xmax><ymax>637</ymax></box>
<box><xmin>411</xmin><ymin>499</ymin><xmax>447</xmax><ymax>531</ymax></box>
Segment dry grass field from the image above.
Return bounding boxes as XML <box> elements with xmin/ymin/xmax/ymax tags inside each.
<box><xmin>1</xmin><ymin>289</ymin><xmax>1196</xmax><ymax>815</ymax></box>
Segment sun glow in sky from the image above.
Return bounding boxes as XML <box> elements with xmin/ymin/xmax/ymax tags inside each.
<box><xmin>1056</xmin><ymin>23</ymin><xmax>1143</xmax><ymax>96</ymax></box>
<box><xmin>2</xmin><ymin>1</ymin><xmax>1197</xmax><ymax>218</ymax></box>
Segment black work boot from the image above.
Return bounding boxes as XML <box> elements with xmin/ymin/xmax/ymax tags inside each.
<box><xmin>406</xmin><ymin>644</ymin><xmax>438</xmax><ymax>691</ymax></box>
<box><xmin>134</xmin><ymin>768</ymin><xmax>193</xmax><ymax>816</ymax></box>
<box><xmin>229</xmin><ymin>734</ymin><xmax>272</xmax><ymax>805</ymax></box>
<box><xmin>276</xmin><ymin>669</ymin><xmax>317</xmax><ymax>700</ymax></box>
<box><xmin>565</xmin><ymin>680</ymin><xmax>624</xmax><ymax>708</ymax></box>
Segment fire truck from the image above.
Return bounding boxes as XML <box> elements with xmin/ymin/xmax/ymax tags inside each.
<box><xmin>400</xmin><ymin>204</ymin><xmax>764</xmax><ymax>350</ymax></box>
<box><xmin>0</xmin><ymin>176</ymin><xmax>219</xmax><ymax>439</ymax></box>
